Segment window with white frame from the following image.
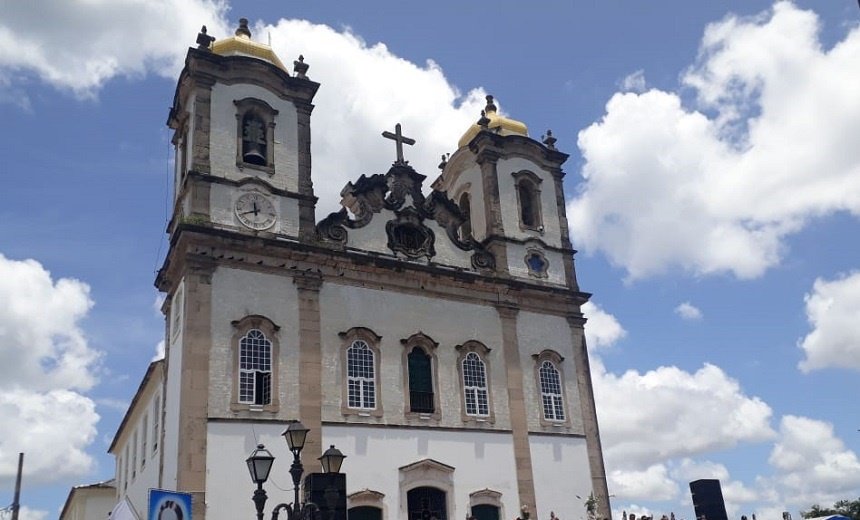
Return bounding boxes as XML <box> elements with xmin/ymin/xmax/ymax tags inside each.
<box><xmin>239</xmin><ymin>329</ymin><xmax>273</xmax><ymax>406</ymax></box>
<box><xmin>131</xmin><ymin>431</ymin><xmax>138</xmax><ymax>478</ymax></box>
<box><xmin>152</xmin><ymin>395</ymin><xmax>160</xmax><ymax>453</ymax></box>
<box><xmin>347</xmin><ymin>340</ymin><xmax>376</xmax><ymax>409</ymax></box>
<box><xmin>539</xmin><ymin>360</ymin><xmax>565</xmax><ymax>421</ymax></box>
<box><xmin>462</xmin><ymin>352</ymin><xmax>489</xmax><ymax>417</ymax></box>
<box><xmin>141</xmin><ymin>414</ymin><xmax>148</xmax><ymax>468</ymax></box>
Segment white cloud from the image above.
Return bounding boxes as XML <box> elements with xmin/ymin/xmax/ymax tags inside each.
<box><xmin>0</xmin><ymin>255</ymin><xmax>99</xmax><ymax>391</ymax></box>
<box><xmin>798</xmin><ymin>271</ymin><xmax>860</xmax><ymax>372</ymax></box>
<box><xmin>153</xmin><ymin>339</ymin><xmax>166</xmax><ymax>361</ymax></box>
<box><xmin>262</xmin><ymin>19</ymin><xmax>486</xmax><ymax>215</ymax></box>
<box><xmin>582</xmin><ymin>301</ymin><xmax>627</xmax><ymax>349</ymax></box>
<box><xmin>620</xmin><ymin>70</ymin><xmax>647</xmax><ymax>93</ymax></box>
<box><xmin>594</xmin><ymin>361</ymin><xmax>774</xmax><ymax>470</ymax></box>
<box><xmin>0</xmin><ymin>255</ymin><xmax>101</xmax><ymax>484</ymax></box>
<box><xmin>0</xmin><ymin>0</ymin><xmax>230</xmax><ymax>99</ymax></box>
<box><xmin>18</xmin><ymin>506</ymin><xmax>48</xmax><ymax>520</ymax></box>
<box><xmin>0</xmin><ymin>389</ymin><xmax>99</xmax><ymax>485</ymax></box>
<box><xmin>768</xmin><ymin>415</ymin><xmax>860</xmax><ymax>505</ymax></box>
<box><xmin>609</xmin><ymin>464</ymin><xmax>679</xmax><ymax>501</ymax></box>
<box><xmin>567</xmin><ymin>2</ymin><xmax>860</xmax><ymax>280</ymax></box>
<box><xmin>674</xmin><ymin>302</ymin><xmax>703</xmax><ymax>321</ymax></box>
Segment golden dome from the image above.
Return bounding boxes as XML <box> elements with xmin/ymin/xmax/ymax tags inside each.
<box><xmin>457</xmin><ymin>95</ymin><xmax>528</xmax><ymax>148</ymax></box>
<box><xmin>211</xmin><ymin>18</ymin><xmax>287</xmax><ymax>72</ymax></box>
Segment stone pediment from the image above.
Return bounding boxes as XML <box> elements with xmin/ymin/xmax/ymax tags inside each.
<box><xmin>316</xmin><ymin>163</ymin><xmax>495</xmax><ymax>270</ymax></box>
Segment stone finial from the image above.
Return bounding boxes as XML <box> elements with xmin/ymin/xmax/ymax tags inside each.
<box><xmin>542</xmin><ymin>129</ymin><xmax>557</xmax><ymax>149</ymax></box>
<box><xmin>196</xmin><ymin>25</ymin><xmax>215</xmax><ymax>50</ymax></box>
<box><xmin>438</xmin><ymin>153</ymin><xmax>449</xmax><ymax>171</ymax></box>
<box><xmin>235</xmin><ymin>18</ymin><xmax>252</xmax><ymax>38</ymax></box>
<box><xmin>294</xmin><ymin>55</ymin><xmax>309</xmax><ymax>79</ymax></box>
<box><xmin>477</xmin><ymin>110</ymin><xmax>490</xmax><ymax>128</ymax></box>
<box><xmin>485</xmin><ymin>94</ymin><xmax>497</xmax><ymax>113</ymax></box>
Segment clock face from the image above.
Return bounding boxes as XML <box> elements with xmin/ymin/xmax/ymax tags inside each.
<box><xmin>235</xmin><ymin>192</ymin><xmax>276</xmax><ymax>230</ymax></box>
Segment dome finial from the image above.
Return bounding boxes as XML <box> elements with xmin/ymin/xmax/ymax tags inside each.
<box><xmin>235</xmin><ymin>18</ymin><xmax>252</xmax><ymax>38</ymax></box>
<box><xmin>485</xmin><ymin>95</ymin><xmax>497</xmax><ymax>114</ymax></box>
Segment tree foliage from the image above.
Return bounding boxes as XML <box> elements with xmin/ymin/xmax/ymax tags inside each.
<box><xmin>801</xmin><ymin>498</ymin><xmax>860</xmax><ymax>520</ymax></box>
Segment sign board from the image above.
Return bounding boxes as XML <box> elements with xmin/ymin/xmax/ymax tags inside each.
<box><xmin>148</xmin><ymin>489</ymin><xmax>192</xmax><ymax>520</ymax></box>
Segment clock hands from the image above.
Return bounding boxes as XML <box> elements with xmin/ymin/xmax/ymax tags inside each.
<box><xmin>240</xmin><ymin>201</ymin><xmax>261</xmax><ymax>217</ymax></box>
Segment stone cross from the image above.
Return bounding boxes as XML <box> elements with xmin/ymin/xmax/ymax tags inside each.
<box><xmin>382</xmin><ymin>123</ymin><xmax>416</xmax><ymax>165</ymax></box>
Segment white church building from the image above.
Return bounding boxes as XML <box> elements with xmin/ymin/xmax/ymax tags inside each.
<box><xmin>63</xmin><ymin>18</ymin><xmax>612</xmax><ymax>520</ymax></box>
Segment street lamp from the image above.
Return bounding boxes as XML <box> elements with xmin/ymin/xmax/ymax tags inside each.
<box><xmin>246</xmin><ymin>422</ymin><xmax>346</xmax><ymax>520</ymax></box>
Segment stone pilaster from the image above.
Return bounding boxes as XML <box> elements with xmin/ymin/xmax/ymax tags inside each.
<box><xmin>191</xmin><ymin>82</ymin><xmax>213</xmax><ymax>174</ymax></box>
<box><xmin>567</xmin><ymin>316</ymin><xmax>611</xmax><ymax>520</ymax></box>
<box><xmin>476</xmin><ymin>147</ymin><xmax>508</xmax><ymax>274</ymax></box>
<box><xmin>496</xmin><ymin>305</ymin><xmax>536</xmax><ymax>512</ymax></box>
<box><xmin>177</xmin><ymin>262</ymin><xmax>214</xmax><ymax>519</ymax></box>
<box><xmin>294</xmin><ymin>273</ymin><xmax>323</xmax><ymax>472</ymax></box>
<box><xmin>295</xmin><ymin>102</ymin><xmax>317</xmax><ymax>242</ymax></box>
<box><xmin>551</xmin><ymin>170</ymin><xmax>578</xmax><ymax>291</ymax></box>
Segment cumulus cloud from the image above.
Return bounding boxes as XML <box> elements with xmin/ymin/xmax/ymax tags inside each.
<box><xmin>153</xmin><ymin>339</ymin><xmax>166</xmax><ymax>361</ymax></box>
<box><xmin>0</xmin><ymin>255</ymin><xmax>101</xmax><ymax>484</ymax></box>
<box><xmin>260</xmin><ymin>19</ymin><xmax>485</xmax><ymax>215</ymax></box>
<box><xmin>798</xmin><ymin>271</ymin><xmax>860</xmax><ymax>372</ymax></box>
<box><xmin>583</xmin><ymin>301</ymin><xmax>627</xmax><ymax>349</ymax></box>
<box><xmin>674</xmin><ymin>302</ymin><xmax>703</xmax><ymax>320</ymax></box>
<box><xmin>768</xmin><ymin>415</ymin><xmax>860</xmax><ymax>505</ymax></box>
<box><xmin>595</xmin><ymin>362</ymin><xmax>774</xmax><ymax>469</ymax></box>
<box><xmin>0</xmin><ymin>0</ymin><xmax>229</xmax><ymax>99</ymax></box>
<box><xmin>609</xmin><ymin>464</ymin><xmax>679</xmax><ymax>501</ymax></box>
<box><xmin>567</xmin><ymin>2</ymin><xmax>860</xmax><ymax>280</ymax></box>
<box><xmin>620</xmin><ymin>70</ymin><xmax>647</xmax><ymax>93</ymax></box>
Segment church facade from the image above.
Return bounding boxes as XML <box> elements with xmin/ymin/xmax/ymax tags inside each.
<box><xmin>103</xmin><ymin>19</ymin><xmax>611</xmax><ymax>520</ymax></box>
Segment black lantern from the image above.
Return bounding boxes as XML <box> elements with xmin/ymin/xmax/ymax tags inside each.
<box><xmin>318</xmin><ymin>445</ymin><xmax>346</xmax><ymax>474</ymax></box>
<box><xmin>246</xmin><ymin>444</ymin><xmax>275</xmax><ymax>485</ymax></box>
<box><xmin>281</xmin><ymin>420</ymin><xmax>310</xmax><ymax>454</ymax></box>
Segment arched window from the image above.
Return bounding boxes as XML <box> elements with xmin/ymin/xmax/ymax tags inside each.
<box><xmin>402</xmin><ymin>333</ymin><xmax>440</xmax><ymax>418</ymax></box>
<box><xmin>519</xmin><ymin>182</ymin><xmax>537</xmax><ymax>227</ymax></box>
<box><xmin>239</xmin><ymin>329</ymin><xmax>272</xmax><ymax>405</ymax></box>
<box><xmin>408</xmin><ymin>347</ymin><xmax>434</xmax><ymax>413</ymax></box>
<box><xmin>458</xmin><ymin>192</ymin><xmax>472</xmax><ymax>241</ymax></box>
<box><xmin>462</xmin><ymin>353</ymin><xmax>488</xmax><ymax>417</ymax></box>
<box><xmin>513</xmin><ymin>170</ymin><xmax>543</xmax><ymax>232</ymax></box>
<box><xmin>539</xmin><ymin>360</ymin><xmax>565</xmax><ymax>421</ymax></box>
<box><xmin>347</xmin><ymin>340</ymin><xmax>376</xmax><ymax>409</ymax></box>
<box><xmin>234</xmin><ymin>98</ymin><xmax>278</xmax><ymax>172</ymax></box>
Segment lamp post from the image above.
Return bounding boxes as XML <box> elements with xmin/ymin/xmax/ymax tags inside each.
<box><xmin>246</xmin><ymin>421</ymin><xmax>347</xmax><ymax>520</ymax></box>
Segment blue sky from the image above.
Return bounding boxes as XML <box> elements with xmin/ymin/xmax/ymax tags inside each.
<box><xmin>1</xmin><ymin>1</ymin><xmax>859</xmax><ymax>519</ymax></box>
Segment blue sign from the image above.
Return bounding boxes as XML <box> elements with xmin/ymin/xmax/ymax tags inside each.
<box><xmin>148</xmin><ymin>489</ymin><xmax>192</xmax><ymax>520</ymax></box>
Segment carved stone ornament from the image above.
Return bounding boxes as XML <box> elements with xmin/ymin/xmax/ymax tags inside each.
<box><xmin>386</xmin><ymin>207</ymin><xmax>435</xmax><ymax>259</ymax></box>
<box><xmin>315</xmin><ymin>161</ymin><xmax>495</xmax><ymax>270</ymax></box>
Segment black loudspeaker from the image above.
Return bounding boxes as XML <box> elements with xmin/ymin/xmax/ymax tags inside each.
<box><xmin>303</xmin><ymin>473</ymin><xmax>347</xmax><ymax>520</ymax></box>
<box><xmin>689</xmin><ymin>479</ymin><xmax>728</xmax><ymax>520</ymax></box>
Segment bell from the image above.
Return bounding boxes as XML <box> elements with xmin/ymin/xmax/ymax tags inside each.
<box><xmin>242</xmin><ymin>142</ymin><xmax>266</xmax><ymax>166</ymax></box>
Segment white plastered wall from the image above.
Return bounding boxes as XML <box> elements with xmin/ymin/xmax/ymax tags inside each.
<box><xmin>529</xmin><ymin>435</ymin><xmax>592</xmax><ymax>520</ymax></box>
<box><xmin>208</xmin><ymin>266</ymin><xmax>301</xmax><ymax>419</ymax></box>
<box><xmin>324</xmin><ymin>424</ymin><xmax>519</xmax><ymax>520</ymax></box>
<box><xmin>162</xmin><ymin>278</ymin><xmax>185</xmax><ymax>490</ymax></box>
<box><xmin>496</xmin><ymin>157</ymin><xmax>563</xmax><ymax>248</ymax></box>
<box><xmin>208</xmin><ymin>182</ymin><xmax>301</xmax><ymax>236</ymax></box>
<box><xmin>506</xmin><ymin>243</ymin><xmax>566</xmax><ymax>286</ymax></box>
<box><xmin>517</xmin><ymin>311</ymin><xmax>585</xmax><ymax>434</ymax></box>
<box><xmin>318</xmin><ymin>283</ymin><xmax>510</xmax><ymax>430</ymax></box>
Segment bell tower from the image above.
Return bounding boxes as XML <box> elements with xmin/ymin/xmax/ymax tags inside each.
<box><xmin>433</xmin><ymin>95</ymin><xmax>578</xmax><ymax>289</ymax></box>
<box><xmin>156</xmin><ymin>20</ymin><xmax>320</xmax><ymax>517</ymax></box>
<box><xmin>167</xmin><ymin>19</ymin><xmax>320</xmax><ymax>241</ymax></box>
